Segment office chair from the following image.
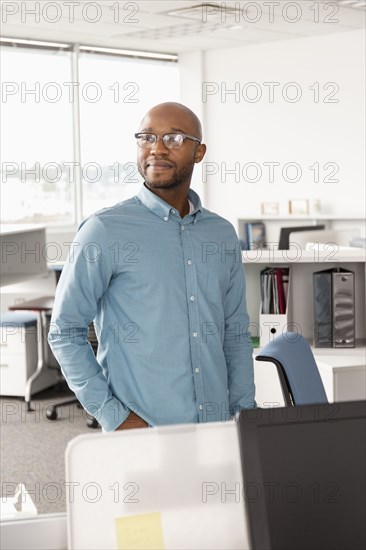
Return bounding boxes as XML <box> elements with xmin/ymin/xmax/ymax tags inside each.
<box><xmin>255</xmin><ymin>332</ymin><xmax>328</xmax><ymax>406</ymax></box>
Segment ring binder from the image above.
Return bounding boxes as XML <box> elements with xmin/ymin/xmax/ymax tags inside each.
<box><xmin>259</xmin><ymin>267</ymin><xmax>290</xmax><ymax>346</ymax></box>
<box><xmin>313</xmin><ymin>268</ymin><xmax>355</xmax><ymax>348</ymax></box>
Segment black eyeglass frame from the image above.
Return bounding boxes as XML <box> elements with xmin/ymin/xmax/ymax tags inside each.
<box><xmin>134</xmin><ymin>132</ymin><xmax>201</xmax><ymax>149</ymax></box>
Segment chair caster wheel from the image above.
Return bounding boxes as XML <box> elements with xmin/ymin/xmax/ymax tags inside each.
<box><xmin>86</xmin><ymin>417</ymin><xmax>99</xmax><ymax>429</ymax></box>
<box><xmin>46</xmin><ymin>408</ymin><xmax>58</xmax><ymax>421</ymax></box>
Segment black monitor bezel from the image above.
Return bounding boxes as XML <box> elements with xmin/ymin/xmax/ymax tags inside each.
<box><xmin>237</xmin><ymin>401</ymin><xmax>366</xmax><ymax>550</ymax></box>
<box><xmin>278</xmin><ymin>225</ymin><xmax>326</xmax><ymax>250</ymax></box>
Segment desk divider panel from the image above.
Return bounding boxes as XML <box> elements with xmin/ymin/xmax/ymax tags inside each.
<box><xmin>65</xmin><ymin>421</ymin><xmax>250</xmax><ymax>550</ymax></box>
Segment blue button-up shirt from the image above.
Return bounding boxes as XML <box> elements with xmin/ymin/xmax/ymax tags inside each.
<box><xmin>48</xmin><ymin>185</ymin><xmax>255</xmax><ymax>431</ymax></box>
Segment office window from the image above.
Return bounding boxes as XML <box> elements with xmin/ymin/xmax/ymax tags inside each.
<box><xmin>79</xmin><ymin>53</ymin><xmax>180</xmax><ymax>218</ymax></box>
<box><xmin>0</xmin><ymin>44</ymin><xmax>180</xmax><ymax>225</ymax></box>
<box><xmin>0</xmin><ymin>46</ymin><xmax>74</xmax><ymax>224</ymax></box>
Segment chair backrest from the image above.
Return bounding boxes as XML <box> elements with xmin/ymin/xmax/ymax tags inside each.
<box><xmin>256</xmin><ymin>332</ymin><xmax>328</xmax><ymax>406</ymax></box>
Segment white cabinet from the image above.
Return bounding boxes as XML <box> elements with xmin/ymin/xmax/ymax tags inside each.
<box><xmin>238</xmin><ymin>215</ymin><xmax>365</xmax><ymax>246</ymax></box>
<box><xmin>0</xmin><ymin>325</ymin><xmax>38</xmax><ymax>396</ymax></box>
<box><xmin>253</xmin><ymin>350</ymin><xmax>366</xmax><ymax>407</ymax></box>
<box><xmin>315</xmin><ymin>351</ymin><xmax>366</xmax><ymax>402</ymax></box>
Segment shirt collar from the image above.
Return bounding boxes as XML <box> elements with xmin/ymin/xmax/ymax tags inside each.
<box><xmin>137</xmin><ymin>183</ymin><xmax>203</xmax><ymax>221</ymax></box>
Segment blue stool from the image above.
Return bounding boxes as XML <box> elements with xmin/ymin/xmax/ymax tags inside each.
<box><xmin>0</xmin><ymin>312</ymin><xmax>38</xmax><ymax>328</ymax></box>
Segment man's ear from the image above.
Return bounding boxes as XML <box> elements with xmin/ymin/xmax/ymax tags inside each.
<box><xmin>194</xmin><ymin>143</ymin><xmax>207</xmax><ymax>164</ymax></box>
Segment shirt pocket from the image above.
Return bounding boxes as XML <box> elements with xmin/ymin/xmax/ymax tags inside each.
<box><xmin>205</xmin><ymin>256</ymin><xmax>232</xmax><ymax>306</ymax></box>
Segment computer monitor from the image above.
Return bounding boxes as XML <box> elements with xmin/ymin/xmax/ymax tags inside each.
<box><xmin>278</xmin><ymin>225</ymin><xmax>325</xmax><ymax>250</ymax></box>
<box><xmin>237</xmin><ymin>400</ymin><xmax>366</xmax><ymax>550</ymax></box>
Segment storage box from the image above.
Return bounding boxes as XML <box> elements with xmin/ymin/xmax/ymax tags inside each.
<box><xmin>259</xmin><ymin>267</ymin><xmax>291</xmax><ymax>347</ymax></box>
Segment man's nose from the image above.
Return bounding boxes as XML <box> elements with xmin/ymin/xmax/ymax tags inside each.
<box><xmin>151</xmin><ymin>136</ymin><xmax>169</xmax><ymax>154</ymax></box>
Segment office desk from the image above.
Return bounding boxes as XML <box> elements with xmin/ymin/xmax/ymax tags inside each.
<box><xmin>9</xmin><ymin>296</ymin><xmax>58</xmax><ymax>410</ymax></box>
<box><xmin>316</xmin><ymin>355</ymin><xmax>366</xmax><ymax>402</ymax></box>
<box><xmin>254</xmin><ymin>348</ymin><xmax>366</xmax><ymax>407</ymax></box>
<box><xmin>1</xmin><ymin>513</ymin><xmax>67</xmax><ymax>550</ymax></box>
<box><xmin>0</xmin><ymin>224</ymin><xmax>47</xmax><ymax>287</ymax></box>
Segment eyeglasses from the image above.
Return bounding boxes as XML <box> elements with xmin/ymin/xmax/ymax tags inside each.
<box><xmin>134</xmin><ymin>132</ymin><xmax>201</xmax><ymax>150</ymax></box>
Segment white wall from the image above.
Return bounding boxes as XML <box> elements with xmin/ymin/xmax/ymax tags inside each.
<box><xmin>181</xmin><ymin>29</ymin><xmax>365</xmax><ymax>231</ymax></box>
<box><xmin>179</xmin><ymin>50</ymin><xmax>206</xmax><ymax>201</ymax></box>
<box><xmin>7</xmin><ymin>30</ymin><xmax>364</xmax><ymax>269</ymax></box>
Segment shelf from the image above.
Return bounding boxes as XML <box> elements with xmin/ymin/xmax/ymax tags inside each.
<box><xmin>240</xmin><ymin>215</ymin><xmax>365</xmax><ymax>221</ymax></box>
<box><xmin>243</xmin><ymin>252</ymin><xmax>365</xmax><ymax>345</ymax></box>
<box><xmin>311</xmin><ymin>339</ymin><xmax>366</xmax><ymax>355</ymax></box>
<box><xmin>254</xmin><ymin>341</ymin><xmax>366</xmax><ymax>357</ymax></box>
<box><xmin>242</xmin><ymin>248</ymin><xmax>366</xmax><ymax>264</ymax></box>
<box><xmin>242</xmin><ymin>214</ymin><xmax>365</xmax><ymax>399</ymax></box>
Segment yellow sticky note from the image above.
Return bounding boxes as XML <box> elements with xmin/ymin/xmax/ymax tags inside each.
<box><xmin>115</xmin><ymin>512</ymin><xmax>165</xmax><ymax>550</ymax></box>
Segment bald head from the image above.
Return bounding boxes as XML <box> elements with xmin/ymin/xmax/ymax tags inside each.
<box><xmin>136</xmin><ymin>101</ymin><xmax>206</xmax><ymax>196</ymax></box>
<box><xmin>139</xmin><ymin>102</ymin><xmax>203</xmax><ymax>141</ymax></box>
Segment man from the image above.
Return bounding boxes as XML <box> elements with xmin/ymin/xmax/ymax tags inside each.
<box><xmin>48</xmin><ymin>102</ymin><xmax>255</xmax><ymax>432</ymax></box>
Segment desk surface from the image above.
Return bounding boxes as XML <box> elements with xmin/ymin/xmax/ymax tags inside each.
<box><xmin>0</xmin><ymin>224</ymin><xmax>46</xmax><ymax>236</ymax></box>
<box><xmin>9</xmin><ymin>296</ymin><xmax>55</xmax><ymax>312</ymax></box>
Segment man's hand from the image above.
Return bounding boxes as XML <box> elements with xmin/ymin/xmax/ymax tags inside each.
<box><xmin>116</xmin><ymin>411</ymin><xmax>148</xmax><ymax>430</ymax></box>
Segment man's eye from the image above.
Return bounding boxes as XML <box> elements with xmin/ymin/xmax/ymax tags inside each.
<box><xmin>143</xmin><ymin>135</ymin><xmax>155</xmax><ymax>142</ymax></box>
<box><xmin>166</xmin><ymin>134</ymin><xmax>181</xmax><ymax>143</ymax></box>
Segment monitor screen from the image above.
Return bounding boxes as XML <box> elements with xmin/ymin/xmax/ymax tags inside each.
<box><xmin>237</xmin><ymin>401</ymin><xmax>366</xmax><ymax>550</ymax></box>
<box><xmin>278</xmin><ymin>225</ymin><xmax>325</xmax><ymax>250</ymax></box>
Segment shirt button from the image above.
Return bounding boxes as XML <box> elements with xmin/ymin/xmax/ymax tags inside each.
<box><xmin>181</xmin><ymin>226</ymin><xmax>185</xmax><ymax>231</ymax></box>
<box><xmin>199</xmin><ymin>404</ymin><xmax>203</xmax><ymax>410</ymax></box>
<box><xmin>190</xmin><ymin>295</ymin><xmax>195</xmax><ymax>301</ymax></box>
<box><xmin>171</xmin><ymin>209</ymin><xmax>175</xmax><ymax>214</ymax></box>
<box><xmin>163</xmin><ymin>216</ymin><xmax>168</xmax><ymax>221</ymax></box>
<box><xmin>195</xmin><ymin>368</ymin><xmax>200</xmax><ymax>373</ymax></box>
<box><xmin>187</xmin><ymin>260</ymin><xmax>192</xmax><ymax>265</ymax></box>
<box><xmin>193</xmin><ymin>332</ymin><xmax>198</xmax><ymax>337</ymax></box>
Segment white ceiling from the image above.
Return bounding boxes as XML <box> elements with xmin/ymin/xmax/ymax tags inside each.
<box><xmin>1</xmin><ymin>1</ymin><xmax>365</xmax><ymax>54</ymax></box>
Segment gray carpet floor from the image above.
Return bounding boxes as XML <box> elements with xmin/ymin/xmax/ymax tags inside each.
<box><xmin>0</xmin><ymin>383</ymin><xmax>101</xmax><ymax>514</ymax></box>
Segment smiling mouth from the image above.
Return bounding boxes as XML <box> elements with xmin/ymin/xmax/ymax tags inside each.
<box><xmin>146</xmin><ymin>162</ymin><xmax>174</xmax><ymax>171</ymax></box>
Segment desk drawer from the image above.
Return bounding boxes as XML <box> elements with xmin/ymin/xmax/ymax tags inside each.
<box><xmin>0</xmin><ymin>359</ymin><xmax>28</xmax><ymax>395</ymax></box>
<box><xmin>0</xmin><ymin>348</ymin><xmax>36</xmax><ymax>368</ymax></box>
<box><xmin>0</xmin><ymin>328</ymin><xmax>37</xmax><ymax>356</ymax></box>
<box><xmin>0</xmin><ymin>330</ymin><xmax>38</xmax><ymax>396</ymax></box>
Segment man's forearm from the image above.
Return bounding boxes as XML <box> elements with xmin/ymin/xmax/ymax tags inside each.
<box><xmin>48</xmin><ymin>325</ymin><xmax>130</xmax><ymax>431</ymax></box>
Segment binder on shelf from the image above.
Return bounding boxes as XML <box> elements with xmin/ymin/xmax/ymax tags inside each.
<box><xmin>259</xmin><ymin>267</ymin><xmax>290</xmax><ymax>346</ymax></box>
<box><xmin>239</xmin><ymin>221</ymin><xmax>266</xmax><ymax>250</ymax></box>
<box><xmin>313</xmin><ymin>268</ymin><xmax>355</xmax><ymax>348</ymax></box>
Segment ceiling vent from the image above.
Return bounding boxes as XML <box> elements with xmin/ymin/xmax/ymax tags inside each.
<box><xmin>165</xmin><ymin>3</ymin><xmax>244</xmax><ymax>21</ymax></box>
<box><xmin>119</xmin><ymin>3</ymin><xmax>247</xmax><ymax>41</ymax></box>
<box><xmin>335</xmin><ymin>0</ymin><xmax>366</xmax><ymax>9</ymax></box>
